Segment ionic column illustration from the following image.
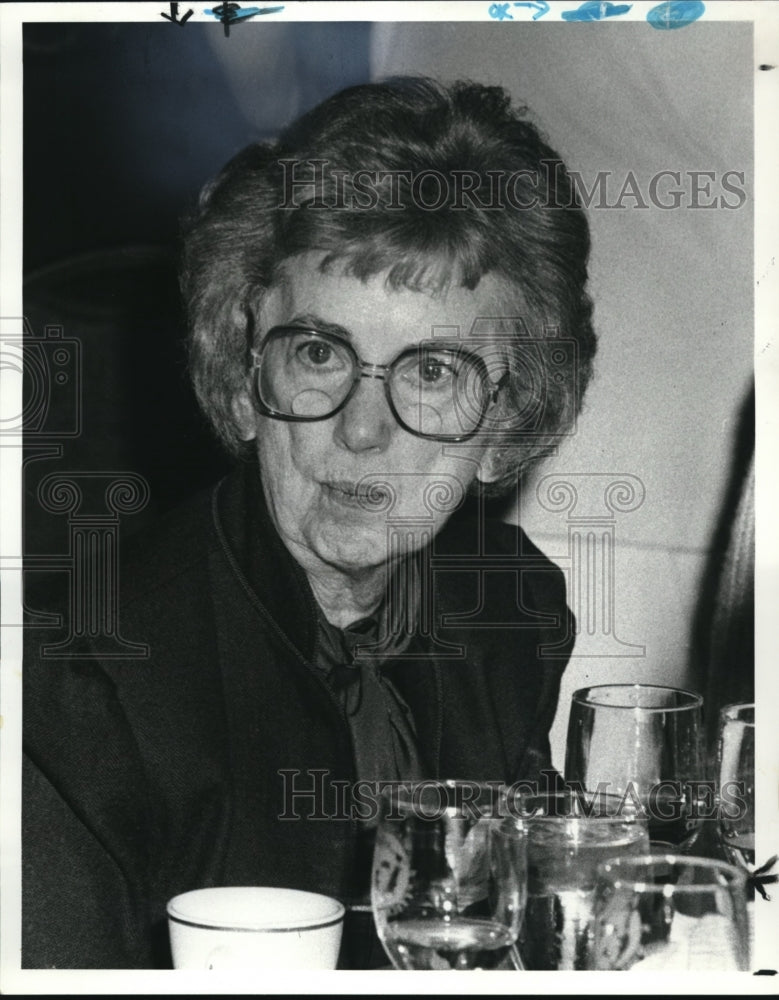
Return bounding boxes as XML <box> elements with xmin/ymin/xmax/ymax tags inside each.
<box><xmin>352</xmin><ymin>473</ymin><xmax>466</xmax><ymax>658</ymax></box>
<box><xmin>1</xmin><ymin>319</ymin><xmax>80</xmax><ymax>625</ymax></box>
<box><xmin>37</xmin><ymin>472</ymin><xmax>150</xmax><ymax>658</ymax></box>
<box><xmin>536</xmin><ymin>473</ymin><xmax>646</xmax><ymax>657</ymax></box>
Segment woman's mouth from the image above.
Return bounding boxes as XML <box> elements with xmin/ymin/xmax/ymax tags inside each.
<box><xmin>321</xmin><ymin>479</ymin><xmax>394</xmax><ymax>511</ymax></box>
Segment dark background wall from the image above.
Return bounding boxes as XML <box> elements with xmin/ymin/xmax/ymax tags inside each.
<box><xmin>23</xmin><ymin>21</ymin><xmax>373</xmax><ymax>551</ymax></box>
<box><xmin>24</xmin><ymin>22</ymin><xmax>372</xmax><ymax>269</ymax></box>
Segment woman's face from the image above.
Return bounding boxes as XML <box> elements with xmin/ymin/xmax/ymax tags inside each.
<box><xmin>235</xmin><ymin>253</ymin><xmax>509</xmax><ymax>576</ymax></box>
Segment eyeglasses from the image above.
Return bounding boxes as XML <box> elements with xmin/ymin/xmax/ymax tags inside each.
<box><xmin>250</xmin><ymin>326</ymin><xmax>508</xmax><ymax>442</ymax></box>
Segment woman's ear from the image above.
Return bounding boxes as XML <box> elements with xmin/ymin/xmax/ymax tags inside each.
<box><xmin>231</xmin><ymin>389</ymin><xmax>257</xmax><ymax>441</ymax></box>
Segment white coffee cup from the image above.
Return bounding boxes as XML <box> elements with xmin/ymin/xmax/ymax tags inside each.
<box><xmin>167</xmin><ymin>886</ymin><xmax>345</xmax><ymax>970</ymax></box>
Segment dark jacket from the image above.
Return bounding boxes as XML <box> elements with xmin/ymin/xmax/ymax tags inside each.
<box><xmin>23</xmin><ymin>464</ymin><xmax>575</xmax><ymax>968</ymax></box>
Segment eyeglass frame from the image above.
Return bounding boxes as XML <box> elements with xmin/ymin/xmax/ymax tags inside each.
<box><xmin>249</xmin><ymin>325</ymin><xmax>509</xmax><ymax>443</ymax></box>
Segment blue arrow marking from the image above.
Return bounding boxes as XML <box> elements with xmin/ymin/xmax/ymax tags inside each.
<box><xmin>562</xmin><ymin>1</ymin><xmax>631</xmax><ymax>21</ymax></box>
<box><xmin>513</xmin><ymin>1</ymin><xmax>550</xmax><ymax>19</ymax></box>
<box><xmin>204</xmin><ymin>5</ymin><xmax>283</xmax><ymax>23</ymax></box>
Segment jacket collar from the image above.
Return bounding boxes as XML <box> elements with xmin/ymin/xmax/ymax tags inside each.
<box><xmin>211</xmin><ymin>461</ymin><xmax>446</xmax><ymax>775</ymax></box>
<box><xmin>212</xmin><ymin>461</ymin><xmax>322</xmax><ymax>662</ymax></box>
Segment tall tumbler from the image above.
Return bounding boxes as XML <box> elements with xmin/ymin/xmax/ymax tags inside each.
<box><xmin>512</xmin><ymin>789</ymin><xmax>649</xmax><ymax>971</ymax></box>
<box><xmin>565</xmin><ymin>684</ymin><xmax>705</xmax><ymax>851</ymax></box>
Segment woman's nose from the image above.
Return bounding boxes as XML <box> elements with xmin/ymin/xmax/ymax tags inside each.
<box><xmin>333</xmin><ymin>376</ymin><xmax>394</xmax><ymax>453</ymax></box>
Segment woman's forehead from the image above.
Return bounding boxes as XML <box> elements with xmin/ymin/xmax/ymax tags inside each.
<box><xmin>263</xmin><ymin>252</ymin><xmax>524</xmax><ymax>344</ymax></box>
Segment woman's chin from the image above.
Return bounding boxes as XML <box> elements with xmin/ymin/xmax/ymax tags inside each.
<box><xmin>310</xmin><ymin>527</ymin><xmax>391</xmax><ymax>574</ymax></box>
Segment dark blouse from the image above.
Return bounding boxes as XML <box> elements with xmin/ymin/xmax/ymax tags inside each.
<box><xmin>315</xmin><ymin>595</ymin><xmax>425</xmax><ymax>786</ymax></box>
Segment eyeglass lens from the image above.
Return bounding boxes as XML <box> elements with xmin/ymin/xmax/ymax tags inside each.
<box><xmin>257</xmin><ymin>329</ymin><xmax>492</xmax><ymax>438</ymax></box>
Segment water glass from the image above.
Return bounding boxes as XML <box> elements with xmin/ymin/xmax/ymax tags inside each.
<box><xmin>513</xmin><ymin>789</ymin><xmax>649</xmax><ymax>970</ymax></box>
<box><xmin>370</xmin><ymin>781</ymin><xmax>526</xmax><ymax>970</ymax></box>
<box><xmin>591</xmin><ymin>855</ymin><xmax>750</xmax><ymax>970</ymax></box>
<box><xmin>565</xmin><ymin>684</ymin><xmax>705</xmax><ymax>850</ymax></box>
<box><xmin>717</xmin><ymin>702</ymin><xmax>755</xmax><ymax>872</ymax></box>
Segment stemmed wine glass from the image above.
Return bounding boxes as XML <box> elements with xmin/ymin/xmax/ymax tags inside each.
<box><xmin>565</xmin><ymin>684</ymin><xmax>705</xmax><ymax>851</ymax></box>
<box><xmin>717</xmin><ymin>702</ymin><xmax>755</xmax><ymax>873</ymax></box>
<box><xmin>370</xmin><ymin>780</ymin><xmax>526</xmax><ymax>970</ymax></box>
<box><xmin>591</xmin><ymin>854</ymin><xmax>751</xmax><ymax>970</ymax></box>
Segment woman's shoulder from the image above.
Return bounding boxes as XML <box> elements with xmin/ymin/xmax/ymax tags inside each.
<box><xmin>120</xmin><ymin>480</ymin><xmax>219</xmax><ymax>599</ymax></box>
<box><xmin>23</xmin><ymin>478</ymin><xmax>224</xmax><ymax>684</ymax></box>
<box><xmin>434</xmin><ymin>506</ymin><xmax>571</xmax><ymax>620</ymax></box>
<box><xmin>435</xmin><ymin>504</ymin><xmax>564</xmax><ymax>567</ymax></box>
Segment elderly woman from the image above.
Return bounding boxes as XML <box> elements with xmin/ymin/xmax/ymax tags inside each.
<box><xmin>23</xmin><ymin>77</ymin><xmax>595</xmax><ymax>968</ymax></box>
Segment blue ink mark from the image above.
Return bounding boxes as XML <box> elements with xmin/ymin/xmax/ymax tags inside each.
<box><xmin>513</xmin><ymin>0</ymin><xmax>550</xmax><ymax>19</ymax></box>
<box><xmin>646</xmin><ymin>0</ymin><xmax>705</xmax><ymax>30</ymax></box>
<box><xmin>489</xmin><ymin>2</ymin><xmax>514</xmax><ymax>18</ymax></box>
<box><xmin>204</xmin><ymin>3</ymin><xmax>282</xmax><ymax>36</ymax></box>
<box><xmin>562</xmin><ymin>1</ymin><xmax>631</xmax><ymax>21</ymax></box>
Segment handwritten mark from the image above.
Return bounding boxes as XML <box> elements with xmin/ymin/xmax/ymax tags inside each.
<box><xmin>759</xmin><ymin>64</ymin><xmax>775</xmax><ymax>71</ymax></box>
<box><xmin>489</xmin><ymin>1</ymin><xmax>549</xmax><ymax>19</ymax></box>
<box><xmin>749</xmin><ymin>854</ymin><xmax>778</xmax><ymax>902</ymax></box>
<box><xmin>646</xmin><ymin>0</ymin><xmax>705</xmax><ymax>30</ymax></box>
<box><xmin>489</xmin><ymin>2</ymin><xmax>513</xmax><ymax>18</ymax></box>
<box><xmin>204</xmin><ymin>4</ymin><xmax>283</xmax><ymax>37</ymax></box>
<box><xmin>562</xmin><ymin>1</ymin><xmax>631</xmax><ymax>21</ymax></box>
<box><xmin>513</xmin><ymin>1</ymin><xmax>550</xmax><ymax>19</ymax></box>
<box><xmin>161</xmin><ymin>2</ymin><xmax>194</xmax><ymax>24</ymax></box>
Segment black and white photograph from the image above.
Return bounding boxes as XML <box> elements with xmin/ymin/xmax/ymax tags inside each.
<box><xmin>1</xmin><ymin>0</ymin><xmax>777</xmax><ymax>992</ymax></box>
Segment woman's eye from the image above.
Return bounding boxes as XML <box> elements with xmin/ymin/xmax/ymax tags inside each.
<box><xmin>294</xmin><ymin>339</ymin><xmax>344</xmax><ymax>369</ymax></box>
<box><xmin>304</xmin><ymin>342</ymin><xmax>332</xmax><ymax>364</ymax></box>
<box><xmin>418</xmin><ymin>355</ymin><xmax>457</xmax><ymax>386</ymax></box>
<box><xmin>421</xmin><ymin>361</ymin><xmax>449</xmax><ymax>383</ymax></box>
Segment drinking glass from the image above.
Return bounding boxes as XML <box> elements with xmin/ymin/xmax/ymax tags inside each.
<box><xmin>565</xmin><ymin>684</ymin><xmax>705</xmax><ymax>850</ymax></box>
<box><xmin>717</xmin><ymin>703</ymin><xmax>755</xmax><ymax>872</ymax></box>
<box><xmin>513</xmin><ymin>789</ymin><xmax>649</xmax><ymax>970</ymax></box>
<box><xmin>591</xmin><ymin>855</ymin><xmax>750</xmax><ymax>970</ymax></box>
<box><xmin>370</xmin><ymin>781</ymin><xmax>526</xmax><ymax>970</ymax></box>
